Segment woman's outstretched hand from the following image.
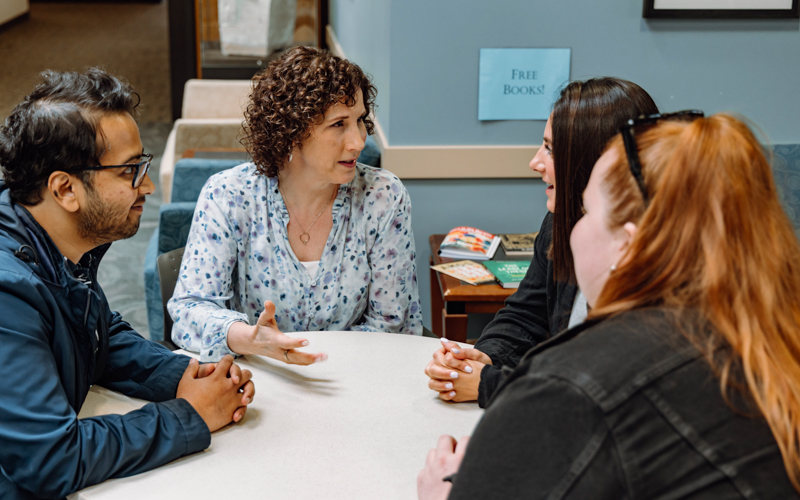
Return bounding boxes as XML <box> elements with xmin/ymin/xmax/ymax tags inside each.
<box><xmin>424</xmin><ymin>338</ymin><xmax>492</xmax><ymax>402</ymax></box>
<box><xmin>227</xmin><ymin>301</ymin><xmax>328</xmax><ymax>365</ymax></box>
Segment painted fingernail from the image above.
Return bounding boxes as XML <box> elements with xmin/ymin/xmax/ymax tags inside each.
<box><xmin>301</xmin><ymin>340</ymin><xmax>309</xmax><ymax>346</ymax></box>
<box><xmin>450</xmin><ymin>371</ymin><xmax>459</xmax><ymax>379</ymax></box>
<box><xmin>441</xmin><ymin>338</ymin><xmax>448</xmax><ymax>342</ymax></box>
<box><xmin>449</xmin><ymin>391</ymin><xmax>456</xmax><ymax>397</ymax></box>
<box><xmin>465</xmin><ymin>366</ymin><xmax>473</xmax><ymax>373</ymax></box>
<box><xmin>316</xmin><ymin>354</ymin><xmax>328</xmax><ymax>363</ymax></box>
<box><xmin>246</xmin><ymin>397</ymin><xmax>252</xmax><ymax>404</ymax></box>
<box><xmin>452</xmin><ymin>348</ymin><xmax>461</xmax><ymax>354</ymax></box>
<box><xmin>445</xmin><ymin>382</ymin><xmax>453</xmax><ymax>390</ymax></box>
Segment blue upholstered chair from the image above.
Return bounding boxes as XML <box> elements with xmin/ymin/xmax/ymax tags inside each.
<box><xmin>144</xmin><ymin>159</ymin><xmax>244</xmax><ymax>341</ymax></box>
<box><xmin>143</xmin><ymin>136</ymin><xmax>383</xmax><ymax>341</ymax></box>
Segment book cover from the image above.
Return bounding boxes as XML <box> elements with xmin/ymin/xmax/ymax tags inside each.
<box><xmin>499</xmin><ymin>232</ymin><xmax>538</xmax><ymax>256</ymax></box>
<box><xmin>482</xmin><ymin>260</ymin><xmax>531</xmax><ymax>289</ymax></box>
<box><xmin>431</xmin><ymin>260</ymin><xmax>496</xmax><ymax>286</ymax></box>
<box><xmin>439</xmin><ymin>226</ymin><xmax>501</xmax><ymax>261</ymax></box>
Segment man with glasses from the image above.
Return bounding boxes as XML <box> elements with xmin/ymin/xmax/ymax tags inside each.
<box><xmin>0</xmin><ymin>68</ymin><xmax>255</xmax><ymax>500</ymax></box>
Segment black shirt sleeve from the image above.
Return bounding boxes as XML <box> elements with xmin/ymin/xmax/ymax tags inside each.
<box><xmin>473</xmin><ymin>214</ymin><xmax>554</xmax><ymax>405</ymax></box>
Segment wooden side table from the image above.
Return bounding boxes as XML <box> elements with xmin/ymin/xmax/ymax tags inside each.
<box><xmin>429</xmin><ymin>234</ymin><xmax>520</xmax><ymax>343</ymax></box>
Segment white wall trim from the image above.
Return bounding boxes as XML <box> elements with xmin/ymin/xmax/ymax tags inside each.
<box><xmin>326</xmin><ymin>25</ymin><xmax>541</xmax><ymax>180</ymax></box>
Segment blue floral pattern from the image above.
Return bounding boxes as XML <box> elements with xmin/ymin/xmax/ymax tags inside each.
<box><xmin>168</xmin><ymin>162</ymin><xmax>422</xmax><ymax>361</ymax></box>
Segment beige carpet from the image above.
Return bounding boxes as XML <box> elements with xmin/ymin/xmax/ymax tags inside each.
<box><xmin>0</xmin><ymin>1</ymin><xmax>172</xmax><ymax>123</ymax></box>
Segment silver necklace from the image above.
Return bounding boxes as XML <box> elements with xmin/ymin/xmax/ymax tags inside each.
<box><xmin>280</xmin><ymin>185</ymin><xmax>336</xmax><ymax>245</ymax></box>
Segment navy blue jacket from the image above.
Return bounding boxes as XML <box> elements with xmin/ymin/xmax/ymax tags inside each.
<box><xmin>0</xmin><ymin>184</ymin><xmax>211</xmax><ymax>499</ymax></box>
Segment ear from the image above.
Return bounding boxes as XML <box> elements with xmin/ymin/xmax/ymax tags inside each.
<box><xmin>615</xmin><ymin>222</ymin><xmax>638</xmax><ymax>265</ymax></box>
<box><xmin>621</xmin><ymin>222</ymin><xmax>638</xmax><ymax>246</ymax></box>
<box><xmin>47</xmin><ymin>171</ymin><xmax>82</xmax><ymax>213</ymax></box>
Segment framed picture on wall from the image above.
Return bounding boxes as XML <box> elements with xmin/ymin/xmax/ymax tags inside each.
<box><xmin>643</xmin><ymin>0</ymin><xmax>799</xmax><ymax>19</ymax></box>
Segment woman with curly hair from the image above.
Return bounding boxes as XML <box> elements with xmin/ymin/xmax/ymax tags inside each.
<box><xmin>418</xmin><ymin>113</ymin><xmax>800</xmax><ymax>498</ymax></box>
<box><xmin>168</xmin><ymin>46</ymin><xmax>422</xmax><ymax>362</ymax></box>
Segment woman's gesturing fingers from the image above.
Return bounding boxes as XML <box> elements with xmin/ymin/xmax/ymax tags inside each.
<box><xmin>282</xmin><ymin>349</ymin><xmax>328</xmax><ymax>365</ymax></box>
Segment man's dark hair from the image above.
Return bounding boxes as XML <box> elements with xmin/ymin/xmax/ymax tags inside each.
<box><xmin>242</xmin><ymin>46</ymin><xmax>377</xmax><ymax>178</ymax></box>
<box><xmin>550</xmin><ymin>77</ymin><xmax>659</xmax><ymax>282</ymax></box>
<box><xmin>0</xmin><ymin>68</ymin><xmax>140</xmax><ymax>205</ymax></box>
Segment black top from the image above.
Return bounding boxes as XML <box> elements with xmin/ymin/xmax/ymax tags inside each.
<box><xmin>474</xmin><ymin>212</ymin><xmax>578</xmax><ymax>407</ymax></box>
<box><xmin>450</xmin><ymin>308</ymin><xmax>799</xmax><ymax>499</ymax></box>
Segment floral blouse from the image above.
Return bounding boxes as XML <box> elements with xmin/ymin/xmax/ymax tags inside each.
<box><xmin>168</xmin><ymin>162</ymin><xmax>422</xmax><ymax>361</ymax></box>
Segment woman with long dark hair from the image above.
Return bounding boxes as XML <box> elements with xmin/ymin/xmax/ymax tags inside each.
<box><xmin>425</xmin><ymin>78</ymin><xmax>658</xmax><ymax>406</ymax></box>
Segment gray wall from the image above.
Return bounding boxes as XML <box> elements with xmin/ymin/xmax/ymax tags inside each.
<box><xmin>330</xmin><ymin>0</ymin><xmax>800</xmax><ymax>330</ymax></box>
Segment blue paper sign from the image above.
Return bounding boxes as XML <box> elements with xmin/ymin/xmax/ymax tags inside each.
<box><xmin>478</xmin><ymin>48</ymin><xmax>571</xmax><ymax>121</ymax></box>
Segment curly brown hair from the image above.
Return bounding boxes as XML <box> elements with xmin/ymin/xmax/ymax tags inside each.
<box><xmin>242</xmin><ymin>46</ymin><xmax>377</xmax><ymax>178</ymax></box>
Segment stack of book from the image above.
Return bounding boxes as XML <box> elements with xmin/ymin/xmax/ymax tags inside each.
<box><xmin>499</xmin><ymin>232</ymin><xmax>538</xmax><ymax>257</ymax></box>
<box><xmin>433</xmin><ymin>226</ymin><xmax>534</xmax><ymax>287</ymax></box>
<box><xmin>438</xmin><ymin>226</ymin><xmax>501</xmax><ymax>261</ymax></box>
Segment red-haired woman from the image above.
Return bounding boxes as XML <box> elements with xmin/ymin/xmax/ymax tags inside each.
<box><xmin>419</xmin><ymin>113</ymin><xmax>800</xmax><ymax>498</ymax></box>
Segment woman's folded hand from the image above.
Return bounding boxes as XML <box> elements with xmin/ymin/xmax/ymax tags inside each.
<box><xmin>424</xmin><ymin>339</ymin><xmax>491</xmax><ymax>402</ymax></box>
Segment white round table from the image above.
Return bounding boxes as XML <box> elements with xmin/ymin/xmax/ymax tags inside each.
<box><xmin>72</xmin><ymin>331</ymin><xmax>483</xmax><ymax>500</ymax></box>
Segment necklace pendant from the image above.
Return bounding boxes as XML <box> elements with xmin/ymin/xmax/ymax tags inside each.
<box><xmin>300</xmin><ymin>232</ymin><xmax>310</xmax><ymax>245</ymax></box>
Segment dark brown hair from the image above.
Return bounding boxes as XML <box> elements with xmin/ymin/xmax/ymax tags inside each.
<box><xmin>0</xmin><ymin>68</ymin><xmax>139</xmax><ymax>205</ymax></box>
<box><xmin>242</xmin><ymin>46</ymin><xmax>377</xmax><ymax>178</ymax></box>
<box><xmin>550</xmin><ymin>77</ymin><xmax>658</xmax><ymax>282</ymax></box>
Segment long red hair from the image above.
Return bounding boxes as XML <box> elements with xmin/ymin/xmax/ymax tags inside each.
<box><xmin>591</xmin><ymin>114</ymin><xmax>800</xmax><ymax>490</ymax></box>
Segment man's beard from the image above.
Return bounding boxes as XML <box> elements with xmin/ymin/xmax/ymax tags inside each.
<box><xmin>77</xmin><ymin>186</ymin><xmax>142</xmax><ymax>246</ymax></box>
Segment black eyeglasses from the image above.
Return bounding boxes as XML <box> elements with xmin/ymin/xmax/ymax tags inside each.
<box><xmin>620</xmin><ymin>110</ymin><xmax>704</xmax><ymax>204</ymax></box>
<box><xmin>72</xmin><ymin>153</ymin><xmax>153</xmax><ymax>188</ymax></box>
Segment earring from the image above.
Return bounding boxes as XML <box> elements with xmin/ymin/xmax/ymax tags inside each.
<box><xmin>610</xmin><ymin>264</ymin><xmax>617</xmax><ymax>272</ymax></box>
<box><xmin>289</xmin><ymin>152</ymin><xmax>293</xmax><ymax>162</ymax></box>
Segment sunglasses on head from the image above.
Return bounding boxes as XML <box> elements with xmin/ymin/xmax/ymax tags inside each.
<box><xmin>72</xmin><ymin>153</ymin><xmax>153</xmax><ymax>189</ymax></box>
<box><xmin>620</xmin><ymin>110</ymin><xmax>704</xmax><ymax>205</ymax></box>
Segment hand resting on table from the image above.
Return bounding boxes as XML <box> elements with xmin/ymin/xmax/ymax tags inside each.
<box><xmin>424</xmin><ymin>338</ymin><xmax>492</xmax><ymax>402</ymax></box>
<box><xmin>177</xmin><ymin>355</ymin><xmax>255</xmax><ymax>432</ymax></box>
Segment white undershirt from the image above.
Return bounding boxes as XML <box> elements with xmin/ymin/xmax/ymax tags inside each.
<box><xmin>300</xmin><ymin>260</ymin><xmax>320</xmax><ymax>278</ymax></box>
<box><xmin>568</xmin><ymin>289</ymin><xmax>589</xmax><ymax>328</ymax></box>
